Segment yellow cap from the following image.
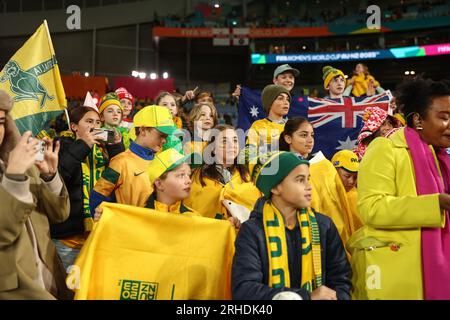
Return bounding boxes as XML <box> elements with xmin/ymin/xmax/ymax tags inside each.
<box><xmin>148</xmin><ymin>148</ymin><xmax>191</xmax><ymax>185</ymax></box>
<box><xmin>331</xmin><ymin>150</ymin><xmax>359</xmax><ymax>172</ymax></box>
<box><xmin>129</xmin><ymin>105</ymin><xmax>177</xmax><ymax>141</ymax></box>
<box><xmin>393</xmin><ymin>113</ymin><xmax>406</xmax><ymax>126</ymax></box>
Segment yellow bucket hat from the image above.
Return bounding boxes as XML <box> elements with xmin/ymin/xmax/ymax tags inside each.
<box><xmin>147</xmin><ymin>148</ymin><xmax>192</xmax><ymax>185</ymax></box>
<box><xmin>129</xmin><ymin>105</ymin><xmax>177</xmax><ymax>141</ymax></box>
<box><xmin>331</xmin><ymin>150</ymin><xmax>359</xmax><ymax>173</ymax></box>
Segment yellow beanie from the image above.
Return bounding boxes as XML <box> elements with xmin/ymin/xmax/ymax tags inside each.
<box><xmin>98</xmin><ymin>92</ymin><xmax>123</xmax><ymax>114</ymax></box>
<box><xmin>322</xmin><ymin>66</ymin><xmax>345</xmax><ymax>90</ymax></box>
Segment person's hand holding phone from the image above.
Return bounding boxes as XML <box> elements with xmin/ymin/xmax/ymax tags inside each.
<box><xmin>35</xmin><ymin>137</ymin><xmax>60</xmax><ymax>181</ymax></box>
<box><xmin>78</xmin><ymin>127</ymin><xmax>100</xmax><ymax>148</ymax></box>
<box><xmin>6</xmin><ymin>131</ymin><xmax>40</xmax><ymax>176</ymax></box>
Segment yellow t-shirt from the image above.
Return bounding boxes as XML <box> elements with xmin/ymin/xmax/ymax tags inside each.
<box><xmin>92</xmin><ymin>149</ymin><xmax>153</xmax><ymax>208</ymax></box>
<box><xmin>246</xmin><ymin>118</ymin><xmax>285</xmax><ymax>150</ymax></box>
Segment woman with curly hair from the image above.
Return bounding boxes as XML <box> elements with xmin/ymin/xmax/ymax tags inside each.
<box><xmin>348</xmin><ymin>77</ymin><xmax>450</xmax><ymax>299</ymax></box>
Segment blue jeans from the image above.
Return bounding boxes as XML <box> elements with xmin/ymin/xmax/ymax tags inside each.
<box><xmin>53</xmin><ymin>239</ymin><xmax>81</xmax><ymax>271</ymax></box>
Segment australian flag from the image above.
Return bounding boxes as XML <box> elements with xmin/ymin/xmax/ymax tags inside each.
<box><xmin>237</xmin><ymin>86</ymin><xmax>392</xmax><ymax>159</ymax></box>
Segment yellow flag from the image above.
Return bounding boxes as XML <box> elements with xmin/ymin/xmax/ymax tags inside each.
<box><xmin>309</xmin><ymin>152</ymin><xmax>356</xmax><ymax>249</ymax></box>
<box><xmin>0</xmin><ymin>20</ymin><xmax>66</xmax><ymax>135</ymax></box>
<box><xmin>71</xmin><ymin>203</ymin><xmax>236</xmax><ymax>300</ymax></box>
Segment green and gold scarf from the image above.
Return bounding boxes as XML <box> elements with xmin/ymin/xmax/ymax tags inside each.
<box><xmin>82</xmin><ymin>143</ymin><xmax>107</xmax><ymax>232</ymax></box>
<box><xmin>263</xmin><ymin>201</ymin><xmax>322</xmax><ymax>292</ymax></box>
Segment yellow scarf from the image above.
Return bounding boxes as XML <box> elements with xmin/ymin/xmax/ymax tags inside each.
<box><xmin>263</xmin><ymin>201</ymin><xmax>322</xmax><ymax>292</ymax></box>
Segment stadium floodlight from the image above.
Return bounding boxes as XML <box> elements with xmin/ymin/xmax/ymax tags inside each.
<box><xmin>139</xmin><ymin>72</ymin><xmax>147</xmax><ymax>79</ymax></box>
<box><xmin>150</xmin><ymin>73</ymin><xmax>158</xmax><ymax>80</ymax></box>
<box><xmin>162</xmin><ymin>72</ymin><xmax>169</xmax><ymax>79</ymax></box>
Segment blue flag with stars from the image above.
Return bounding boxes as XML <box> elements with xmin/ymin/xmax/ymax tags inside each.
<box><xmin>237</xmin><ymin>86</ymin><xmax>392</xmax><ymax>159</ymax></box>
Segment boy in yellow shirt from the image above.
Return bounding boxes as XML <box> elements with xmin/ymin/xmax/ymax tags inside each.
<box><xmin>90</xmin><ymin>106</ymin><xmax>177</xmax><ymax>212</ymax></box>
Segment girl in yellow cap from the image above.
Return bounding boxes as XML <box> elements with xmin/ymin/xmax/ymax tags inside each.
<box><xmin>185</xmin><ymin>124</ymin><xmax>262</xmax><ymax>227</ymax></box>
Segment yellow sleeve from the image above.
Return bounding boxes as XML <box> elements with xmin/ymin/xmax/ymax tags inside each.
<box><xmin>357</xmin><ymin>138</ymin><xmax>442</xmax><ymax>229</ymax></box>
<box><xmin>92</xmin><ymin>156</ymin><xmax>124</xmax><ymax>197</ymax></box>
<box><xmin>246</xmin><ymin>123</ymin><xmax>260</xmax><ymax>148</ymax></box>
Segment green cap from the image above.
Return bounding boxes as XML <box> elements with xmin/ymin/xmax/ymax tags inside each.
<box><xmin>249</xmin><ymin>151</ymin><xmax>309</xmax><ymax>199</ymax></box>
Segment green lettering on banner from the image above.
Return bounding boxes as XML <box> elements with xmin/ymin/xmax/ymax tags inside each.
<box><xmin>119</xmin><ymin>279</ymin><xmax>159</xmax><ymax>300</ymax></box>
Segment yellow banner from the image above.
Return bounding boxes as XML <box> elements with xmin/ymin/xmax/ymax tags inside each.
<box><xmin>0</xmin><ymin>20</ymin><xmax>66</xmax><ymax>133</ymax></box>
<box><xmin>70</xmin><ymin>203</ymin><xmax>236</xmax><ymax>300</ymax></box>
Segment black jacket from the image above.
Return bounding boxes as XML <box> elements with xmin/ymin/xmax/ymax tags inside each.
<box><xmin>50</xmin><ymin>137</ymin><xmax>124</xmax><ymax>239</ymax></box>
<box><xmin>232</xmin><ymin>198</ymin><xmax>352</xmax><ymax>300</ymax></box>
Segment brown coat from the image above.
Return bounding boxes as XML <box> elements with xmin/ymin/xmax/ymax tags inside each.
<box><xmin>0</xmin><ymin>167</ymin><xmax>73</xmax><ymax>300</ymax></box>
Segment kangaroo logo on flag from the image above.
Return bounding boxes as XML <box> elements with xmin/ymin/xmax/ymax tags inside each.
<box><xmin>0</xmin><ymin>60</ymin><xmax>55</xmax><ymax>108</ymax></box>
<box><xmin>0</xmin><ymin>20</ymin><xmax>67</xmax><ymax>135</ymax></box>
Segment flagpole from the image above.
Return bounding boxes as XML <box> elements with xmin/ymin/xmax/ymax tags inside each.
<box><xmin>64</xmin><ymin>108</ymin><xmax>70</xmax><ymax>130</ymax></box>
<box><xmin>43</xmin><ymin>20</ymin><xmax>52</xmax><ymax>51</ymax></box>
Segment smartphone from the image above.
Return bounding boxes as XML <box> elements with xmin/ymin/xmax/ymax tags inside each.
<box><xmin>28</xmin><ymin>137</ymin><xmax>45</xmax><ymax>161</ymax></box>
<box><xmin>92</xmin><ymin>128</ymin><xmax>115</xmax><ymax>144</ymax></box>
<box><xmin>36</xmin><ymin>141</ymin><xmax>45</xmax><ymax>161</ymax></box>
<box><xmin>222</xmin><ymin>200</ymin><xmax>251</xmax><ymax>223</ymax></box>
